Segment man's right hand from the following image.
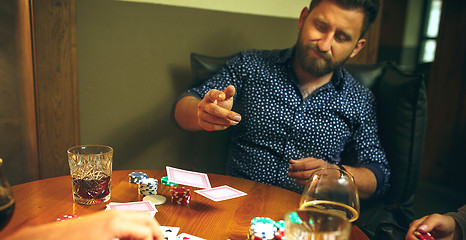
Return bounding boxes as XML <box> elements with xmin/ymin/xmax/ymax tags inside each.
<box><xmin>197</xmin><ymin>85</ymin><xmax>241</xmax><ymax>131</ymax></box>
<box><xmin>174</xmin><ymin>85</ymin><xmax>241</xmax><ymax>131</ymax></box>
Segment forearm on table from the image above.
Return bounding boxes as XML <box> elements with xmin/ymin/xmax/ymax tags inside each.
<box><xmin>174</xmin><ymin>96</ymin><xmax>202</xmax><ymax>131</ymax></box>
<box><xmin>342</xmin><ymin>165</ymin><xmax>377</xmax><ymax>199</ymax></box>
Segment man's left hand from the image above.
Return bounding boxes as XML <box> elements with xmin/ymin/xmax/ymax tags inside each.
<box><xmin>287</xmin><ymin>158</ymin><xmax>337</xmax><ymax>186</ymax></box>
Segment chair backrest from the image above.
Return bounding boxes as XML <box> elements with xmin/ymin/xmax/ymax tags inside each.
<box><xmin>345</xmin><ymin>62</ymin><xmax>427</xmax><ymax>205</ymax></box>
<box><xmin>190</xmin><ymin>53</ymin><xmax>428</xmax><ymax>206</ymax></box>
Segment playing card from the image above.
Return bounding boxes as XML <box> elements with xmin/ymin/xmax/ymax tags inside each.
<box><xmin>177</xmin><ymin>233</ymin><xmax>206</xmax><ymax>240</ymax></box>
<box><xmin>166</xmin><ymin>166</ymin><xmax>211</xmax><ymax>189</ymax></box>
<box><xmin>160</xmin><ymin>226</ymin><xmax>180</xmax><ymax>240</ymax></box>
<box><xmin>106</xmin><ymin>201</ymin><xmax>158</xmax><ymax>217</ymax></box>
<box><xmin>194</xmin><ymin>185</ymin><xmax>247</xmax><ymax>201</ymax></box>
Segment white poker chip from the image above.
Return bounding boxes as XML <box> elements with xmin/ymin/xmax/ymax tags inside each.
<box><xmin>143</xmin><ymin>195</ymin><xmax>167</xmax><ymax>205</ymax></box>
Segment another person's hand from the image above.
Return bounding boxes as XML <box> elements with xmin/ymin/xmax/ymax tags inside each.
<box><xmin>406</xmin><ymin>213</ymin><xmax>458</xmax><ymax>240</ymax></box>
<box><xmin>5</xmin><ymin>210</ymin><xmax>164</xmax><ymax>240</ymax></box>
<box><xmin>287</xmin><ymin>158</ymin><xmax>331</xmax><ymax>186</ymax></box>
<box><xmin>197</xmin><ymin>85</ymin><xmax>241</xmax><ymax>131</ymax></box>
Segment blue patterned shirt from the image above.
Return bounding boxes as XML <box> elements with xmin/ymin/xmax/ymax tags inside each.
<box><xmin>184</xmin><ymin>47</ymin><xmax>390</xmax><ymax>197</ymax></box>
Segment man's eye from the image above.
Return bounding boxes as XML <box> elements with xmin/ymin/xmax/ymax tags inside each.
<box><xmin>315</xmin><ymin>24</ymin><xmax>327</xmax><ymax>32</ymax></box>
<box><xmin>335</xmin><ymin>34</ymin><xmax>349</xmax><ymax>42</ymax></box>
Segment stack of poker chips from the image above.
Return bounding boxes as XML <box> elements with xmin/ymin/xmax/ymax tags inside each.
<box><xmin>161</xmin><ymin>176</ymin><xmax>178</xmax><ymax>187</ymax></box>
<box><xmin>170</xmin><ymin>186</ymin><xmax>190</xmax><ymax>205</ymax></box>
<box><xmin>274</xmin><ymin>220</ymin><xmax>286</xmax><ymax>240</ymax></box>
<box><xmin>248</xmin><ymin>217</ymin><xmax>278</xmax><ymax>240</ymax></box>
<box><xmin>138</xmin><ymin>177</ymin><xmax>158</xmax><ymax>197</ymax></box>
<box><xmin>129</xmin><ymin>172</ymin><xmax>147</xmax><ymax>184</ymax></box>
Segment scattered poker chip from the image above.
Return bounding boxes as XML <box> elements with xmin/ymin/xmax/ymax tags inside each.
<box><xmin>161</xmin><ymin>176</ymin><xmax>178</xmax><ymax>186</ymax></box>
<box><xmin>129</xmin><ymin>172</ymin><xmax>147</xmax><ymax>184</ymax></box>
<box><xmin>143</xmin><ymin>195</ymin><xmax>167</xmax><ymax>205</ymax></box>
<box><xmin>56</xmin><ymin>214</ymin><xmax>79</xmax><ymax>221</ymax></box>
<box><xmin>170</xmin><ymin>186</ymin><xmax>190</xmax><ymax>205</ymax></box>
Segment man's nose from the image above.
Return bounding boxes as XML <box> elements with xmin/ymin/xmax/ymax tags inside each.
<box><xmin>317</xmin><ymin>33</ymin><xmax>332</xmax><ymax>52</ymax></box>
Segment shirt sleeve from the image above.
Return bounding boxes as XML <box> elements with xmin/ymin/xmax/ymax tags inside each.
<box><xmin>343</xmin><ymin>87</ymin><xmax>391</xmax><ymax>198</ymax></box>
<box><xmin>445</xmin><ymin>204</ymin><xmax>466</xmax><ymax>239</ymax></box>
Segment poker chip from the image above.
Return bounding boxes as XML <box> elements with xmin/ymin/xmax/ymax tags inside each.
<box><xmin>275</xmin><ymin>220</ymin><xmax>285</xmax><ymax>230</ymax></box>
<box><xmin>250</xmin><ymin>217</ymin><xmax>275</xmax><ymax>226</ymax></box>
<box><xmin>248</xmin><ymin>222</ymin><xmax>277</xmax><ymax>240</ymax></box>
<box><xmin>138</xmin><ymin>177</ymin><xmax>158</xmax><ymax>196</ymax></box>
<box><xmin>143</xmin><ymin>195</ymin><xmax>167</xmax><ymax>205</ymax></box>
<box><xmin>274</xmin><ymin>221</ymin><xmax>286</xmax><ymax>240</ymax></box>
<box><xmin>56</xmin><ymin>215</ymin><xmax>79</xmax><ymax>221</ymax></box>
<box><xmin>129</xmin><ymin>172</ymin><xmax>147</xmax><ymax>184</ymax></box>
<box><xmin>274</xmin><ymin>228</ymin><xmax>286</xmax><ymax>240</ymax></box>
<box><xmin>170</xmin><ymin>186</ymin><xmax>190</xmax><ymax>205</ymax></box>
<box><xmin>287</xmin><ymin>211</ymin><xmax>302</xmax><ymax>224</ymax></box>
<box><xmin>161</xmin><ymin>176</ymin><xmax>178</xmax><ymax>187</ymax></box>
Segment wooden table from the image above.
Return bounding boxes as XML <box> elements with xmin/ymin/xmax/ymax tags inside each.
<box><xmin>0</xmin><ymin>170</ymin><xmax>368</xmax><ymax>239</ymax></box>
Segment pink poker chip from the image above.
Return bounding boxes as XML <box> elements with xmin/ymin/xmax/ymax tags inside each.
<box><xmin>56</xmin><ymin>214</ymin><xmax>79</xmax><ymax>221</ymax></box>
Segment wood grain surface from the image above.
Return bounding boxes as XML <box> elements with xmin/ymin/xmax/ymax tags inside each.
<box><xmin>0</xmin><ymin>170</ymin><xmax>368</xmax><ymax>239</ymax></box>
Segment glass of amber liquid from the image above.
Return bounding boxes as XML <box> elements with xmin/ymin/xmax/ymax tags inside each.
<box><xmin>285</xmin><ymin>208</ymin><xmax>351</xmax><ymax>240</ymax></box>
<box><xmin>299</xmin><ymin>168</ymin><xmax>360</xmax><ymax>222</ymax></box>
<box><xmin>67</xmin><ymin>145</ymin><xmax>113</xmax><ymax>205</ymax></box>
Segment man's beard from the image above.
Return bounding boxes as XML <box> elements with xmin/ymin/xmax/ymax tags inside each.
<box><xmin>295</xmin><ymin>40</ymin><xmax>351</xmax><ymax>77</ymax></box>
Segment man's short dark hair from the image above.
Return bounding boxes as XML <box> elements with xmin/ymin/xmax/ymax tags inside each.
<box><xmin>309</xmin><ymin>0</ymin><xmax>380</xmax><ymax>38</ymax></box>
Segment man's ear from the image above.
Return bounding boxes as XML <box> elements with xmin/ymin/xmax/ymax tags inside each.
<box><xmin>350</xmin><ymin>39</ymin><xmax>366</xmax><ymax>58</ymax></box>
<box><xmin>298</xmin><ymin>7</ymin><xmax>309</xmax><ymax>30</ymax></box>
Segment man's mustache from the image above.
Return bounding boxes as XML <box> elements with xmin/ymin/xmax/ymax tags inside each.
<box><xmin>306</xmin><ymin>43</ymin><xmax>332</xmax><ymax>62</ymax></box>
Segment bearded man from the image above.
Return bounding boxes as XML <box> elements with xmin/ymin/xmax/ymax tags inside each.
<box><xmin>172</xmin><ymin>0</ymin><xmax>389</xmax><ymax>200</ymax></box>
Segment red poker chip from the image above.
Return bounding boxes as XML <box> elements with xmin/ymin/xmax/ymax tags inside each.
<box><xmin>170</xmin><ymin>187</ymin><xmax>190</xmax><ymax>205</ymax></box>
<box><xmin>414</xmin><ymin>231</ymin><xmax>435</xmax><ymax>240</ymax></box>
<box><xmin>275</xmin><ymin>229</ymin><xmax>286</xmax><ymax>240</ymax></box>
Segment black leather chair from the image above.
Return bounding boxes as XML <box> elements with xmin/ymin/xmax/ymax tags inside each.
<box><xmin>189</xmin><ymin>53</ymin><xmax>428</xmax><ymax>239</ymax></box>
<box><xmin>345</xmin><ymin>62</ymin><xmax>427</xmax><ymax>239</ymax></box>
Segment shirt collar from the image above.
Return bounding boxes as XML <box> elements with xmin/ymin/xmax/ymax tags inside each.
<box><xmin>331</xmin><ymin>67</ymin><xmax>346</xmax><ymax>91</ymax></box>
<box><xmin>278</xmin><ymin>46</ymin><xmax>295</xmax><ymax>64</ymax></box>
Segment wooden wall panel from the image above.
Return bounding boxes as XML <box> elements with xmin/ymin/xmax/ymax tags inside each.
<box><xmin>0</xmin><ymin>1</ymin><xmax>39</xmax><ymax>185</ymax></box>
<box><xmin>347</xmin><ymin>0</ymin><xmax>383</xmax><ymax>64</ymax></box>
<box><xmin>31</xmin><ymin>0</ymin><xmax>79</xmax><ymax>179</ymax></box>
<box><xmin>16</xmin><ymin>0</ymin><xmax>40</xmax><ymax>183</ymax></box>
<box><xmin>421</xmin><ymin>0</ymin><xmax>466</xmax><ymax>187</ymax></box>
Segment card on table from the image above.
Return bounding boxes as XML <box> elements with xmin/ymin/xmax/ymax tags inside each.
<box><xmin>166</xmin><ymin>166</ymin><xmax>211</xmax><ymax>189</ymax></box>
<box><xmin>106</xmin><ymin>201</ymin><xmax>158</xmax><ymax>217</ymax></box>
<box><xmin>194</xmin><ymin>185</ymin><xmax>247</xmax><ymax>202</ymax></box>
<box><xmin>160</xmin><ymin>226</ymin><xmax>180</xmax><ymax>240</ymax></box>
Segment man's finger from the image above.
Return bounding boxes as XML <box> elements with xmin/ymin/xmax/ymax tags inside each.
<box><xmin>205</xmin><ymin>89</ymin><xmax>225</xmax><ymax>103</ymax></box>
<box><xmin>223</xmin><ymin>85</ymin><xmax>236</xmax><ymax>99</ymax></box>
<box><xmin>199</xmin><ymin>110</ymin><xmax>233</xmax><ymax>126</ymax></box>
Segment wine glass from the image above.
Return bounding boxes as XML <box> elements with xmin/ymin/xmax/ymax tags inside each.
<box><xmin>299</xmin><ymin>167</ymin><xmax>360</xmax><ymax>222</ymax></box>
<box><xmin>285</xmin><ymin>208</ymin><xmax>352</xmax><ymax>240</ymax></box>
<box><xmin>0</xmin><ymin>158</ymin><xmax>15</xmax><ymax>230</ymax></box>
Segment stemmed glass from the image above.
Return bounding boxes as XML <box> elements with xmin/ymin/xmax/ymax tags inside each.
<box><xmin>299</xmin><ymin>167</ymin><xmax>360</xmax><ymax>222</ymax></box>
<box><xmin>0</xmin><ymin>158</ymin><xmax>15</xmax><ymax>230</ymax></box>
